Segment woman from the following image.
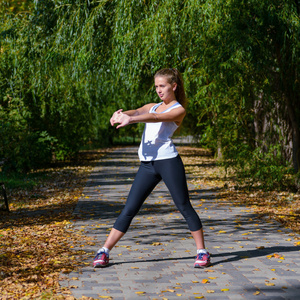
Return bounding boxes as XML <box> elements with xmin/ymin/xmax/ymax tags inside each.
<box><xmin>93</xmin><ymin>68</ymin><xmax>210</xmax><ymax>268</ymax></box>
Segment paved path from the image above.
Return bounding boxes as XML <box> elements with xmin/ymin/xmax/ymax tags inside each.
<box><xmin>60</xmin><ymin>147</ymin><xmax>300</xmax><ymax>300</ymax></box>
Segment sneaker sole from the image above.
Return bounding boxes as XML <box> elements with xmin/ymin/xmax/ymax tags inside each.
<box><xmin>194</xmin><ymin>262</ymin><xmax>211</xmax><ymax>268</ymax></box>
<box><xmin>93</xmin><ymin>262</ymin><xmax>109</xmax><ymax>268</ymax></box>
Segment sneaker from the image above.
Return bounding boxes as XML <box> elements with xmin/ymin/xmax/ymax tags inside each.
<box><xmin>93</xmin><ymin>251</ymin><xmax>109</xmax><ymax>268</ymax></box>
<box><xmin>194</xmin><ymin>252</ymin><xmax>211</xmax><ymax>268</ymax></box>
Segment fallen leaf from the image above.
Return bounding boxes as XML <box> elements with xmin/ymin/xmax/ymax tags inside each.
<box><xmin>265</xmin><ymin>282</ymin><xmax>275</xmax><ymax>286</ymax></box>
<box><xmin>152</xmin><ymin>242</ymin><xmax>162</xmax><ymax>246</ymax></box>
<box><xmin>256</xmin><ymin>246</ymin><xmax>265</xmax><ymax>249</ymax></box>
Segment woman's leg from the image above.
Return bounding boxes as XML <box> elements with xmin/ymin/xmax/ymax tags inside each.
<box><xmin>191</xmin><ymin>229</ymin><xmax>206</xmax><ymax>249</ymax></box>
<box><xmin>155</xmin><ymin>156</ymin><xmax>205</xmax><ymax>248</ymax></box>
<box><xmin>104</xmin><ymin>162</ymin><xmax>161</xmax><ymax>248</ymax></box>
<box><xmin>103</xmin><ymin>228</ymin><xmax>125</xmax><ymax>250</ymax></box>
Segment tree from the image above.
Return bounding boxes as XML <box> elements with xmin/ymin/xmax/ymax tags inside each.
<box><xmin>1</xmin><ymin>0</ymin><xmax>299</xmax><ymax>190</ymax></box>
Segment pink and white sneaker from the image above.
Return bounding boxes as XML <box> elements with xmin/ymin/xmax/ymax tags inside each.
<box><xmin>194</xmin><ymin>252</ymin><xmax>211</xmax><ymax>268</ymax></box>
<box><xmin>93</xmin><ymin>251</ymin><xmax>109</xmax><ymax>268</ymax></box>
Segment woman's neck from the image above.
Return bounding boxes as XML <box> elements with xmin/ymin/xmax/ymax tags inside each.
<box><xmin>162</xmin><ymin>99</ymin><xmax>177</xmax><ymax>106</ymax></box>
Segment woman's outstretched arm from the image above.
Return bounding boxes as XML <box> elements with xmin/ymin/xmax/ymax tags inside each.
<box><xmin>113</xmin><ymin>106</ymin><xmax>186</xmax><ymax>129</ymax></box>
<box><xmin>110</xmin><ymin>103</ymin><xmax>155</xmax><ymax>126</ymax></box>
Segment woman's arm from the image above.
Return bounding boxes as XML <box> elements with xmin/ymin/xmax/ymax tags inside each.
<box><xmin>114</xmin><ymin>106</ymin><xmax>186</xmax><ymax>129</ymax></box>
<box><xmin>110</xmin><ymin>103</ymin><xmax>155</xmax><ymax>126</ymax></box>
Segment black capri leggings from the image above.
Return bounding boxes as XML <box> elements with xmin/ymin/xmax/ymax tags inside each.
<box><xmin>113</xmin><ymin>155</ymin><xmax>202</xmax><ymax>233</ymax></box>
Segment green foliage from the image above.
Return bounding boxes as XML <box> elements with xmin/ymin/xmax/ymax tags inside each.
<box><xmin>223</xmin><ymin>143</ymin><xmax>293</xmax><ymax>190</ymax></box>
<box><xmin>183</xmin><ymin>0</ymin><xmax>300</xmax><ymax>189</ymax></box>
<box><xmin>0</xmin><ymin>0</ymin><xmax>33</xmax><ymax>15</ymax></box>
<box><xmin>0</xmin><ymin>0</ymin><xmax>299</xmax><ymax>190</ymax></box>
<box><xmin>0</xmin><ymin>94</ymin><xmax>56</xmax><ymax>172</ymax></box>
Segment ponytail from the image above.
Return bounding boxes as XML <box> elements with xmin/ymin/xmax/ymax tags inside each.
<box><xmin>154</xmin><ymin>68</ymin><xmax>187</xmax><ymax>108</ymax></box>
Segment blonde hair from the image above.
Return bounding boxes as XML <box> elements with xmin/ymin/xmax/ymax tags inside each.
<box><xmin>154</xmin><ymin>68</ymin><xmax>187</xmax><ymax>108</ymax></box>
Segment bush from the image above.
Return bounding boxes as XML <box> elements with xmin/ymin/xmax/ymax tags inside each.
<box><xmin>225</xmin><ymin>144</ymin><xmax>294</xmax><ymax>190</ymax></box>
<box><xmin>2</xmin><ymin>131</ymin><xmax>56</xmax><ymax>173</ymax></box>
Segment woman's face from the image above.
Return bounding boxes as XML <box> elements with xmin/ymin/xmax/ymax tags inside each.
<box><xmin>154</xmin><ymin>76</ymin><xmax>177</xmax><ymax>102</ymax></box>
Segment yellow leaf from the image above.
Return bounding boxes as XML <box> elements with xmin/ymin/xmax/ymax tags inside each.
<box><xmin>218</xmin><ymin>230</ymin><xmax>227</xmax><ymax>233</ymax></box>
<box><xmin>201</xmin><ymin>279</ymin><xmax>209</xmax><ymax>284</ymax></box>
<box><xmin>207</xmin><ymin>290</ymin><xmax>215</xmax><ymax>293</ymax></box>
<box><xmin>192</xmin><ymin>281</ymin><xmax>199</xmax><ymax>283</ymax></box>
<box><xmin>256</xmin><ymin>246</ymin><xmax>265</xmax><ymax>249</ymax></box>
<box><xmin>253</xmin><ymin>291</ymin><xmax>260</xmax><ymax>295</ymax></box>
<box><xmin>221</xmin><ymin>289</ymin><xmax>230</xmax><ymax>292</ymax></box>
<box><xmin>208</xmin><ymin>277</ymin><xmax>217</xmax><ymax>280</ymax></box>
<box><xmin>135</xmin><ymin>291</ymin><xmax>146</xmax><ymax>294</ymax></box>
<box><xmin>265</xmin><ymin>283</ymin><xmax>275</xmax><ymax>286</ymax></box>
<box><xmin>176</xmin><ymin>294</ymin><xmax>182</xmax><ymax>296</ymax></box>
<box><xmin>195</xmin><ymin>297</ymin><xmax>204</xmax><ymax>299</ymax></box>
<box><xmin>152</xmin><ymin>242</ymin><xmax>162</xmax><ymax>246</ymax></box>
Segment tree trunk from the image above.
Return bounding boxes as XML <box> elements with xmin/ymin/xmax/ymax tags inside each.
<box><xmin>285</xmin><ymin>95</ymin><xmax>300</xmax><ymax>173</ymax></box>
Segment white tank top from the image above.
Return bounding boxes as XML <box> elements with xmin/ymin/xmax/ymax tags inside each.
<box><xmin>138</xmin><ymin>102</ymin><xmax>181</xmax><ymax>161</ymax></box>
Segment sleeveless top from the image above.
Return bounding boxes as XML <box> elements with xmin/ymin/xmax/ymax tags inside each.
<box><xmin>138</xmin><ymin>102</ymin><xmax>182</xmax><ymax>161</ymax></box>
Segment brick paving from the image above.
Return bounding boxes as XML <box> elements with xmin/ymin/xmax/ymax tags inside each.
<box><xmin>60</xmin><ymin>147</ymin><xmax>300</xmax><ymax>300</ymax></box>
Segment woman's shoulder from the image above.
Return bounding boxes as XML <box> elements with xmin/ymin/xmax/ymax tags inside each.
<box><xmin>137</xmin><ymin>102</ymin><xmax>159</xmax><ymax>115</ymax></box>
<box><xmin>144</xmin><ymin>102</ymin><xmax>161</xmax><ymax>111</ymax></box>
<box><xmin>144</xmin><ymin>102</ymin><xmax>159</xmax><ymax>108</ymax></box>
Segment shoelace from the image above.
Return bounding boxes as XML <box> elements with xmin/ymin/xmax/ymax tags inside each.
<box><xmin>95</xmin><ymin>251</ymin><xmax>108</xmax><ymax>259</ymax></box>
